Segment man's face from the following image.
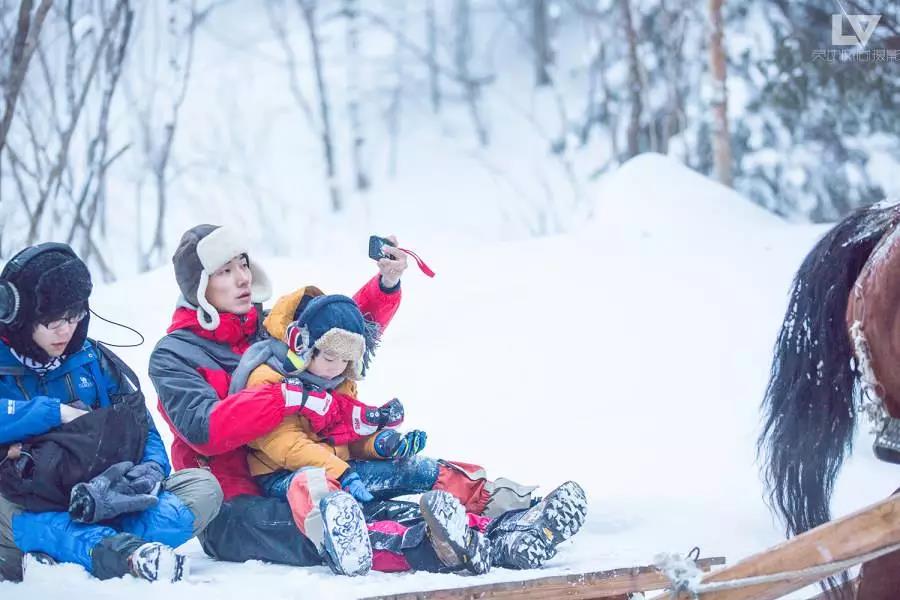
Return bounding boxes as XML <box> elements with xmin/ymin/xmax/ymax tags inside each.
<box><xmin>206</xmin><ymin>256</ymin><xmax>253</xmax><ymax>315</ymax></box>
<box><xmin>31</xmin><ymin>309</ymin><xmax>86</xmax><ymax>357</ymax></box>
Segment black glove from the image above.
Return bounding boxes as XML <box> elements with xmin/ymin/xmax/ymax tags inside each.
<box><xmin>373</xmin><ymin>429</ymin><xmax>428</xmax><ymax>458</ymax></box>
<box><xmin>375</xmin><ymin>399</ymin><xmax>404</xmax><ymax>428</ymax></box>
<box><xmin>69</xmin><ymin>461</ymin><xmax>159</xmax><ymax>524</ymax></box>
<box><xmin>124</xmin><ymin>462</ymin><xmax>165</xmax><ymax>495</ymax></box>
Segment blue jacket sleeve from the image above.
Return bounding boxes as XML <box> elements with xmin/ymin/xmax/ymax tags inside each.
<box><xmin>0</xmin><ymin>396</ymin><xmax>62</xmax><ymax>444</ymax></box>
<box><xmin>141</xmin><ymin>410</ymin><xmax>171</xmax><ymax>476</ymax></box>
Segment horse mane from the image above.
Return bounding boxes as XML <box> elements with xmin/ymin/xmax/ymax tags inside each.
<box><xmin>758</xmin><ymin>203</ymin><xmax>900</xmax><ymax>596</ymax></box>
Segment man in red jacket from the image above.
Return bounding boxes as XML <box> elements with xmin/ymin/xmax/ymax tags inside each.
<box><xmin>149</xmin><ymin>224</ymin><xmax>587</xmax><ymax>577</ymax></box>
<box><xmin>150</xmin><ymin>225</ymin><xmax>493</xmax><ymax>576</ymax></box>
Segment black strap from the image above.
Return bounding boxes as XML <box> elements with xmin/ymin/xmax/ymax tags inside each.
<box><xmin>92</xmin><ymin>339</ymin><xmax>142</xmax><ymax>394</ymax></box>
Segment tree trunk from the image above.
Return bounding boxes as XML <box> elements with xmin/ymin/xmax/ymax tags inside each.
<box><xmin>453</xmin><ymin>0</ymin><xmax>488</xmax><ymax>146</ymax></box>
<box><xmin>598</xmin><ymin>44</ymin><xmax>619</xmax><ymax>162</ymax></box>
<box><xmin>660</xmin><ymin>0</ymin><xmax>687</xmax><ymax>154</ymax></box>
<box><xmin>344</xmin><ymin>0</ymin><xmax>369</xmax><ymax>192</ymax></box>
<box><xmin>620</xmin><ymin>0</ymin><xmax>642</xmax><ymax>158</ymax></box>
<box><xmin>387</xmin><ymin>1</ymin><xmax>406</xmax><ymax>177</ymax></box>
<box><xmin>708</xmin><ymin>0</ymin><xmax>733</xmax><ymax>186</ymax></box>
<box><xmin>426</xmin><ymin>0</ymin><xmax>441</xmax><ymax>113</ymax></box>
<box><xmin>533</xmin><ymin>0</ymin><xmax>551</xmax><ymax>87</ymax></box>
<box><xmin>299</xmin><ymin>0</ymin><xmax>342</xmax><ymax>212</ymax></box>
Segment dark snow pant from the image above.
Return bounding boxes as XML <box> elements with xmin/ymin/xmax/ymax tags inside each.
<box><xmin>282</xmin><ymin>463</ymin><xmax>446</xmax><ymax>572</ymax></box>
<box><xmin>0</xmin><ymin>468</ymin><xmax>222</xmax><ymax>582</ymax></box>
<box><xmin>199</xmin><ymin>457</ymin><xmax>536</xmax><ymax>574</ymax></box>
<box><xmin>352</xmin><ymin>456</ymin><xmax>536</xmax><ymax>518</ymax></box>
<box><xmin>348</xmin><ymin>456</ymin><xmax>440</xmax><ymax>499</ymax></box>
<box><xmin>197</xmin><ymin>492</ymin><xmax>444</xmax><ymax>572</ymax></box>
<box><xmin>254</xmin><ymin>457</ymin><xmax>442</xmax><ymax>501</ymax></box>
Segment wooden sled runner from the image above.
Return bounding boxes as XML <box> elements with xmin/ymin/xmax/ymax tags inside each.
<box><xmin>367</xmin><ymin>495</ymin><xmax>900</xmax><ymax>600</ymax></box>
<box><xmin>362</xmin><ymin>556</ymin><xmax>726</xmax><ymax>600</ymax></box>
<box><xmin>648</xmin><ymin>495</ymin><xmax>900</xmax><ymax>600</ymax></box>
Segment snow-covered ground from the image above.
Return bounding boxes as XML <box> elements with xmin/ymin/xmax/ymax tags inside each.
<box><xmin>5</xmin><ymin>154</ymin><xmax>897</xmax><ymax>599</ymax></box>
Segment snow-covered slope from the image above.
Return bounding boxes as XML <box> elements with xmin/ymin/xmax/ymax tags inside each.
<box><xmin>5</xmin><ymin>154</ymin><xmax>895</xmax><ymax>599</ymax></box>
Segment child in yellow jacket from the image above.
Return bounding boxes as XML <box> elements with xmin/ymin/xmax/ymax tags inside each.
<box><xmin>229</xmin><ymin>288</ymin><xmax>426</xmax><ymax>502</ymax></box>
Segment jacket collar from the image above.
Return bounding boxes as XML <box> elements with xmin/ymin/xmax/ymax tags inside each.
<box><xmin>0</xmin><ymin>339</ymin><xmax>97</xmax><ymax>378</ymax></box>
<box><xmin>167</xmin><ymin>304</ymin><xmax>259</xmax><ymax>354</ymax></box>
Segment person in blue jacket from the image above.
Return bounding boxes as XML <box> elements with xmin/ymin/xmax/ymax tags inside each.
<box><xmin>0</xmin><ymin>243</ymin><xmax>223</xmax><ymax>583</ymax></box>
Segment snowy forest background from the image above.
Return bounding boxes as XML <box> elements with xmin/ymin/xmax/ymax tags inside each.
<box><xmin>1</xmin><ymin>0</ymin><xmax>898</xmax><ymax>281</ymax></box>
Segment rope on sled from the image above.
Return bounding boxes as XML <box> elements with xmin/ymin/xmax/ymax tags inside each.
<box><xmin>655</xmin><ymin>540</ymin><xmax>900</xmax><ymax>598</ymax></box>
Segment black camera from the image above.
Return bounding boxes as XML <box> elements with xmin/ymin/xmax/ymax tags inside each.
<box><xmin>368</xmin><ymin>235</ymin><xmax>396</xmax><ymax>260</ymax></box>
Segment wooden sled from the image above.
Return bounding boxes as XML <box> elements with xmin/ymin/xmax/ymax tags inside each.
<box><xmin>647</xmin><ymin>495</ymin><xmax>900</xmax><ymax>600</ymax></box>
<box><xmin>361</xmin><ymin>556</ymin><xmax>725</xmax><ymax>600</ymax></box>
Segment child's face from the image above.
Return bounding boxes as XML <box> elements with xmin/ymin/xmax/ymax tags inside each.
<box><xmin>307</xmin><ymin>351</ymin><xmax>350</xmax><ymax>379</ymax></box>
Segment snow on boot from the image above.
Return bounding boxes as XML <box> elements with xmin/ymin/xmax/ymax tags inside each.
<box><xmin>128</xmin><ymin>542</ymin><xmax>189</xmax><ymax>582</ymax></box>
<box><xmin>420</xmin><ymin>490</ymin><xmax>491</xmax><ymax>575</ymax></box>
<box><xmin>21</xmin><ymin>552</ymin><xmax>57</xmax><ymax>580</ymax></box>
<box><xmin>489</xmin><ymin>480</ymin><xmax>587</xmax><ymax>570</ymax></box>
<box><xmin>320</xmin><ymin>491</ymin><xmax>373</xmax><ymax>576</ymax></box>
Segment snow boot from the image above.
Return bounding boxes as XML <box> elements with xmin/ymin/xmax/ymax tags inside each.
<box><xmin>127</xmin><ymin>542</ymin><xmax>189</xmax><ymax>582</ymax></box>
<box><xmin>488</xmin><ymin>480</ymin><xmax>587</xmax><ymax>570</ymax></box>
<box><xmin>320</xmin><ymin>491</ymin><xmax>373</xmax><ymax>576</ymax></box>
<box><xmin>420</xmin><ymin>490</ymin><xmax>491</xmax><ymax>575</ymax></box>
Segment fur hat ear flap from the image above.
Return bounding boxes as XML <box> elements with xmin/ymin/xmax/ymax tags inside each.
<box><xmin>194</xmin><ymin>270</ymin><xmax>221</xmax><ymax>331</ymax></box>
<box><xmin>248</xmin><ymin>257</ymin><xmax>272</xmax><ymax>304</ymax></box>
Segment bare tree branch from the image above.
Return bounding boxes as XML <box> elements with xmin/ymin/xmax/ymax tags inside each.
<box><xmin>68</xmin><ymin>0</ymin><xmax>134</xmax><ymax>250</ymax></box>
<box><xmin>140</xmin><ymin>0</ymin><xmax>203</xmax><ymax>271</ymax></box>
<box><xmin>0</xmin><ymin>0</ymin><xmax>53</xmax><ymax>157</ymax></box>
<box><xmin>6</xmin><ymin>145</ymin><xmax>36</xmax><ymax>220</ymax></box>
<box><xmin>358</xmin><ymin>6</ymin><xmax>495</xmax><ymax>88</ymax></box>
<box><xmin>27</xmin><ymin>0</ymin><xmax>125</xmax><ymax>244</ymax></box>
<box><xmin>265</xmin><ymin>0</ymin><xmax>317</xmax><ymax>130</ymax></box>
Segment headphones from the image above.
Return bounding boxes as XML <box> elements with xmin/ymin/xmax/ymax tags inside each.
<box><xmin>0</xmin><ymin>242</ymin><xmax>79</xmax><ymax>326</ymax></box>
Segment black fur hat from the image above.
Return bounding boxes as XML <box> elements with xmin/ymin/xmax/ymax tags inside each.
<box><xmin>0</xmin><ymin>248</ymin><xmax>93</xmax><ymax>362</ymax></box>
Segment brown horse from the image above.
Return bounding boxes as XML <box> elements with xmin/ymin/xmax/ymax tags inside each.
<box><xmin>759</xmin><ymin>202</ymin><xmax>900</xmax><ymax>599</ymax></box>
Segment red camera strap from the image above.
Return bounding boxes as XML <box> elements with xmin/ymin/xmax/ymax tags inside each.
<box><xmin>397</xmin><ymin>246</ymin><xmax>435</xmax><ymax>278</ymax></box>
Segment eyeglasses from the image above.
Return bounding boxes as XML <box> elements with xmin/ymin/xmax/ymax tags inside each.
<box><xmin>41</xmin><ymin>310</ymin><xmax>88</xmax><ymax>331</ymax></box>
